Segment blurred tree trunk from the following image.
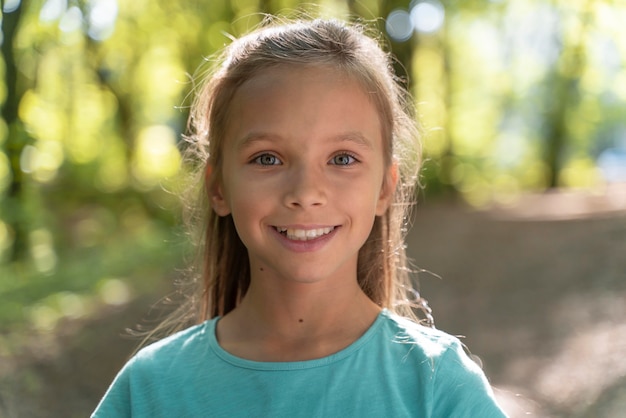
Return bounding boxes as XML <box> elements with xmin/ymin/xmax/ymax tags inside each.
<box><xmin>543</xmin><ymin>0</ymin><xmax>593</xmax><ymax>189</ymax></box>
<box><xmin>436</xmin><ymin>12</ymin><xmax>456</xmax><ymax>196</ymax></box>
<box><xmin>1</xmin><ymin>0</ymin><xmax>29</xmax><ymax>262</ymax></box>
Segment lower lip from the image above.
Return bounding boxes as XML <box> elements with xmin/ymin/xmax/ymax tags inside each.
<box><xmin>270</xmin><ymin>227</ymin><xmax>339</xmax><ymax>253</ymax></box>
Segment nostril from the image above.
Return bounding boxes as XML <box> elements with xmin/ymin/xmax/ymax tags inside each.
<box><xmin>284</xmin><ymin>192</ymin><xmax>326</xmax><ymax>208</ymax></box>
<box><xmin>283</xmin><ymin>170</ymin><xmax>327</xmax><ymax>208</ymax></box>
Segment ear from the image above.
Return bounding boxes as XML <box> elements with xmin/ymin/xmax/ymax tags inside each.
<box><xmin>375</xmin><ymin>163</ymin><xmax>398</xmax><ymax>216</ymax></box>
<box><xmin>205</xmin><ymin>165</ymin><xmax>231</xmax><ymax>216</ymax></box>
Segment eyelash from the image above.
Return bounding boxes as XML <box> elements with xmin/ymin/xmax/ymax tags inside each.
<box><xmin>250</xmin><ymin>152</ymin><xmax>360</xmax><ymax>166</ymax></box>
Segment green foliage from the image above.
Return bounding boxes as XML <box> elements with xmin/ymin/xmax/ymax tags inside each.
<box><xmin>1</xmin><ymin>0</ymin><xmax>625</xmax><ymax>332</ymax></box>
<box><xmin>0</xmin><ymin>219</ymin><xmax>186</xmax><ymax>332</ymax></box>
<box><xmin>411</xmin><ymin>0</ymin><xmax>626</xmax><ymax>205</ymax></box>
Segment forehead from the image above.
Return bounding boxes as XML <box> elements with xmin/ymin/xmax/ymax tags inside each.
<box><xmin>223</xmin><ymin>64</ymin><xmax>384</xmax><ymax>149</ymax></box>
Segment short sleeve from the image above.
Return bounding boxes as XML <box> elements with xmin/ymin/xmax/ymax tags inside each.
<box><xmin>431</xmin><ymin>339</ymin><xmax>508</xmax><ymax>417</ymax></box>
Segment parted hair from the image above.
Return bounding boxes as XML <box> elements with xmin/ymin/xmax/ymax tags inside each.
<box><xmin>169</xmin><ymin>17</ymin><xmax>430</xmax><ymax>337</ymax></box>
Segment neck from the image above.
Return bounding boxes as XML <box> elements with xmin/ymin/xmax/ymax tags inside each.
<box><xmin>243</xmin><ymin>280</ymin><xmax>378</xmax><ymax>334</ymax></box>
<box><xmin>216</xmin><ymin>276</ymin><xmax>381</xmax><ymax>361</ymax></box>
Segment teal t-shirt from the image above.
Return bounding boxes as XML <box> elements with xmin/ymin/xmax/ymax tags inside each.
<box><xmin>92</xmin><ymin>310</ymin><xmax>507</xmax><ymax>417</ymax></box>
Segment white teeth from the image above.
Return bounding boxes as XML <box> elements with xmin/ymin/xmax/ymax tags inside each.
<box><xmin>275</xmin><ymin>226</ymin><xmax>335</xmax><ymax>241</ymax></box>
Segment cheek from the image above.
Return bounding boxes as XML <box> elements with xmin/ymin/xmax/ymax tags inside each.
<box><xmin>227</xmin><ymin>179</ymin><xmax>269</xmax><ymax>216</ymax></box>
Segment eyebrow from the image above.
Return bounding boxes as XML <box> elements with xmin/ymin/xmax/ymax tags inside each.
<box><xmin>236</xmin><ymin>131</ymin><xmax>374</xmax><ymax>150</ymax></box>
<box><xmin>335</xmin><ymin>131</ymin><xmax>374</xmax><ymax>150</ymax></box>
<box><xmin>236</xmin><ymin>132</ymin><xmax>277</xmax><ymax>150</ymax></box>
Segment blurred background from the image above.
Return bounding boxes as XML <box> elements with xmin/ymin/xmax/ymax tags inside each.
<box><xmin>0</xmin><ymin>0</ymin><xmax>625</xmax><ymax>417</ymax></box>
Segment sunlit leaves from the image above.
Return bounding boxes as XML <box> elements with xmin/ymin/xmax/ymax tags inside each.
<box><xmin>9</xmin><ymin>0</ymin><xmax>622</xmax><ymax>212</ymax></box>
<box><xmin>561</xmin><ymin>157</ymin><xmax>602</xmax><ymax>189</ymax></box>
<box><xmin>95</xmin><ymin>137</ymin><xmax>128</xmax><ymax>192</ymax></box>
<box><xmin>69</xmin><ymin>87</ymin><xmax>117</xmax><ymax>164</ymax></box>
<box><xmin>134</xmin><ymin>44</ymin><xmax>187</xmax><ymax>125</ymax></box>
<box><xmin>86</xmin><ymin>0</ymin><xmax>118</xmax><ymax>41</ymax></box>
<box><xmin>409</xmin><ymin>0</ymin><xmax>626</xmax><ymax>204</ymax></box>
<box><xmin>349</xmin><ymin>0</ymin><xmax>379</xmax><ymax>19</ymax></box>
<box><xmin>29</xmin><ymin>228</ymin><xmax>56</xmax><ymax>273</ymax></box>
<box><xmin>205</xmin><ymin>21</ymin><xmax>234</xmax><ymax>51</ymax></box>
<box><xmin>132</xmin><ymin>125</ymin><xmax>181</xmax><ymax>189</ymax></box>
<box><xmin>2</xmin><ymin>0</ymin><xmax>626</xmax><ymax>331</ymax></box>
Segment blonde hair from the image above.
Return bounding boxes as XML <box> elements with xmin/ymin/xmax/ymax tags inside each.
<box><xmin>168</xmin><ymin>18</ymin><xmax>431</xmax><ymax>338</ymax></box>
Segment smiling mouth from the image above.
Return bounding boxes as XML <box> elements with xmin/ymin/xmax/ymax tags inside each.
<box><xmin>274</xmin><ymin>226</ymin><xmax>336</xmax><ymax>241</ymax></box>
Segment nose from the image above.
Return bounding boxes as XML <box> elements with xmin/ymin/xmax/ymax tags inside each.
<box><xmin>282</xmin><ymin>164</ymin><xmax>327</xmax><ymax>209</ymax></box>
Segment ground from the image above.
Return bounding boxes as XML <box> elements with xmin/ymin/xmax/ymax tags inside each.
<box><xmin>1</xmin><ymin>186</ymin><xmax>625</xmax><ymax>417</ymax></box>
<box><xmin>408</xmin><ymin>186</ymin><xmax>626</xmax><ymax>418</ymax></box>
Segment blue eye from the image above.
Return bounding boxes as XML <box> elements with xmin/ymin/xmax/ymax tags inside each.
<box><xmin>254</xmin><ymin>154</ymin><xmax>281</xmax><ymax>165</ymax></box>
<box><xmin>330</xmin><ymin>153</ymin><xmax>357</xmax><ymax>166</ymax></box>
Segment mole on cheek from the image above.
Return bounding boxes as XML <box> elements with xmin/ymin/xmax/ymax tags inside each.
<box><xmin>260</xmin><ymin>267</ymin><xmax>264</xmax><ymax>271</ymax></box>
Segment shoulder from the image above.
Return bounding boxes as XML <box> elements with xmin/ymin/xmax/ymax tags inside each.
<box><xmin>139</xmin><ymin>320</ymin><xmax>212</xmax><ymax>356</ymax></box>
<box><xmin>121</xmin><ymin>319</ymin><xmax>215</xmax><ymax>379</ymax></box>
<box><xmin>379</xmin><ymin>309</ymin><xmax>484</xmax><ymax>379</ymax></box>
<box><xmin>364</xmin><ymin>310</ymin><xmax>466</xmax><ymax>382</ymax></box>
<box><xmin>377</xmin><ymin>310</ymin><xmax>508</xmax><ymax>417</ymax></box>
<box><xmin>378</xmin><ymin>309</ymin><xmax>460</xmax><ymax>359</ymax></box>
<box><xmin>91</xmin><ymin>320</ymin><xmax>217</xmax><ymax>417</ymax></box>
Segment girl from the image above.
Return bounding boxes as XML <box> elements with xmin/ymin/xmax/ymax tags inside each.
<box><xmin>92</xmin><ymin>18</ymin><xmax>507</xmax><ymax>417</ymax></box>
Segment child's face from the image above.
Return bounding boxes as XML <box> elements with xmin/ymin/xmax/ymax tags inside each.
<box><xmin>211</xmin><ymin>65</ymin><xmax>395</xmax><ymax>286</ymax></box>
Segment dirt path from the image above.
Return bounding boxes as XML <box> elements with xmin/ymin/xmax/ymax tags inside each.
<box><xmin>2</xmin><ymin>190</ymin><xmax>625</xmax><ymax>417</ymax></box>
<box><xmin>407</xmin><ymin>192</ymin><xmax>626</xmax><ymax>417</ymax></box>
